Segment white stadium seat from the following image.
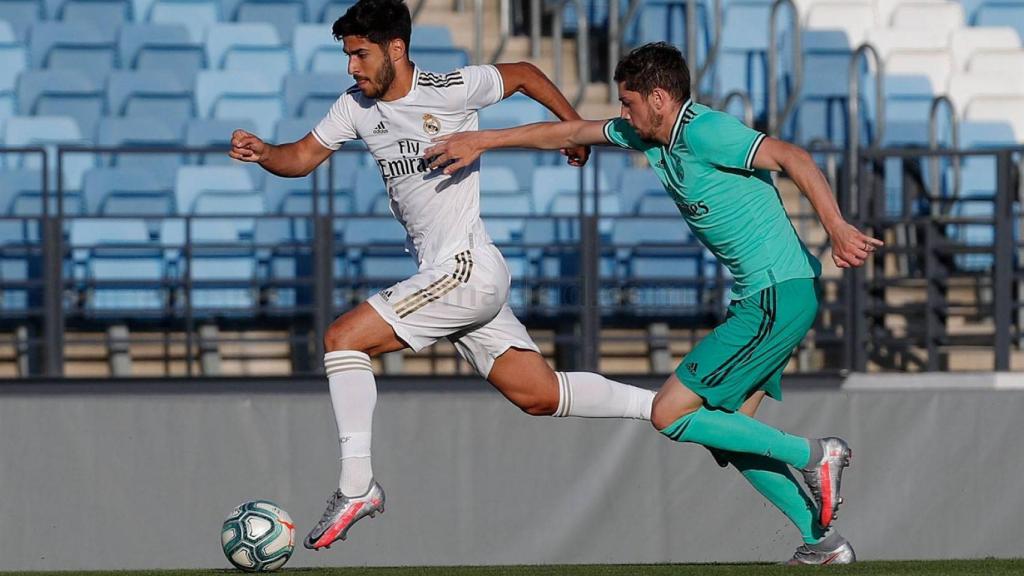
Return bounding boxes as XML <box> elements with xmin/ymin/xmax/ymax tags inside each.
<box><xmin>804</xmin><ymin>1</ymin><xmax>877</xmax><ymax>47</ymax></box>
<box><xmin>948</xmin><ymin>72</ymin><xmax>1024</xmax><ymax>116</ymax></box>
<box><xmin>950</xmin><ymin>27</ymin><xmax>1022</xmax><ymax>71</ymax></box>
<box><xmin>968</xmin><ymin>48</ymin><xmax>1024</xmax><ymax>74</ymax></box>
<box><xmin>890</xmin><ymin>1</ymin><xmax>964</xmax><ymax>34</ymax></box>
<box><xmin>964</xmin><ymin>95</ymin><xmax>1024</xmax><ymax>140</ymax></box>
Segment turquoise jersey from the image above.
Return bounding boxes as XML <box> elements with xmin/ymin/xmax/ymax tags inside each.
<box><xmin>603</xmin><ymin>100</ymin><xmax>821</xmax><ymax>300</ymax></box>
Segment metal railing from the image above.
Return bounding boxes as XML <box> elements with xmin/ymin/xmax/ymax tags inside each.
<box><xmin>767</xmin><ymin>0</ymin><xmax>802</xmax><ymax>137</ymax></box>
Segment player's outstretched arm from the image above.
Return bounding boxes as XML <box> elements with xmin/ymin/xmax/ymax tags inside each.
<box><xmin>424</xmin><ymin>120</ymin><xmax>609</xmax><ymax>175</ymax></box>
<box><xmin>752</xmin><ymin>137</ymin><xmax>883</xmax><ymax>269</ymax></box>
<box><xmin>229</xmin><ymin>130</ymin><xmax>333</xmax><ymax>178</ymax></box>
<box><xmin>495</xmin><ymin>62</ymin><xmax>589</xmax><ymax>167</ymax></box>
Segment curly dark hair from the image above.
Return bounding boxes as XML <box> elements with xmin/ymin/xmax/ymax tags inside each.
<box><xmin>332</xmin><ymin>0</ymin><xmax>412</xmax><ymax>52</ymax></box>
<box><xmin>613</xmin><ymin>42</ymin><xmax>691</xmax><ymax>102</ymax></box>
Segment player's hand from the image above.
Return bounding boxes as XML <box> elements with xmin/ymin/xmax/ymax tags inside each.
<box><xmin>828</xmin><ymin>221</ymin><xmax>883</xmax><ymax>268</ymax></box>
<box><xmin>560</xmin><ymin>144</ymin><xmax>590</xmax><ymax>167</ymax></box>
<box><xmin>424</xmin><ymin>133</ymin><xmax>484</xmax><ymax>175</ymax></box>
<box><xmin>229</xmin><ymin>129</ymin><xmax>268</xmax><ymax>163</ymax></box>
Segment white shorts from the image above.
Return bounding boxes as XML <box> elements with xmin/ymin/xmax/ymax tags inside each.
<box><xmin>367</xmin><ymin>243</ymin><xmax>540</xmax><ymax>377</ymax></box>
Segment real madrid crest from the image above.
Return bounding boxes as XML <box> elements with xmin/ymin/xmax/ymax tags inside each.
<box><xmin>422</xmin><ymin>113</ymin><xmax>441</xmax><ymax>136</ymax></box>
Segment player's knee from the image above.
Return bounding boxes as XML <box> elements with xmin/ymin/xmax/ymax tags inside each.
<box><xmin>324</xmin><ymin>318</ymin><xmax>360</xmax><ymax>353</ymax></box>
<box><xmin>649</xmin><ymin>393</ymin><xmax>697</xmax><ymax>431</ymax></box>
<box><xmin>518</xmin><ymin>394</ymin><xmax>558</xmax><ymax>416</ymax></box>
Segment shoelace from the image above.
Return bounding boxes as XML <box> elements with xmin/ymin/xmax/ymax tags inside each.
<box><xmin>316</xmin><ymin>491</ymin><xmax>347</xmax><ymax>527</ymax></box>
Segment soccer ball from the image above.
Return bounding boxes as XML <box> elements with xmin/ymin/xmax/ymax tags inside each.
<box><xmin>220</xmin><ymin>500</ymin><xmax>295</xmax><ymax>572</ymax></box>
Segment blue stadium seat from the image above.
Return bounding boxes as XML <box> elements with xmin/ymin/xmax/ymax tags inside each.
<box><xmin>54</xmin><ymin>0</ymin><xmax>130</xmax><ymax>37</ymax></box>
<box><xmin>274</xmin><ymin>116</ymin><xmax>317</xmax><ymax>142</ymax></box>
<box><xmin>636</xmin><ymin>193</ymin><xmax>680</xmax><ymax>216</ymax></box>
<box><xmin>529</xmin><ymin>166</ymin><xmax>609</xmax><ymax>215</ymax></box>
<box><xmin>160</xmin><ymin>218</ymin><xmax>259</xmax><ymax>310</ymax></box>
<box><xmin>174</xmin><ymin>165</ymin><xmax>258</xmax><ymax>214</ymax></box>
<box><xmin>480</xmin><ymin>152</ymin><xmax>542</xmax><ymax>193</ymax></box>
<box><xmin>975</xmin><ymin>1</ymin><xmax>1024</xmax><ymax>42</ymax></box>
<box><xmin>0</xmin><ymin>0</ymin><xmax>42</xmax><ymax>43</ymax></box>
<box><xmin>28</xmin><ymin>22</ymin><xmax>117</xmax><ymax>81</ymax></box>
<box><xmin>411</xmin><ymin>25</ymin><xmax>453</xmax><ymax>49</ymax></box>
<box><xmin>794</xmin><ymin>30</ymin><xmax>856</xmax><ymax>146</ymax></box>
<box><xmin>340</xmin><ymin>216</ymin><xmax>411</xmax><ymax>297</ymax></box>
<box><xmin>148</xmin><ymin>0</ymin><xmax>221</xmax><ymax>43</ymax></box>
<box><xmin>283</xmin><ymin>72</ymin><xmax>346</xmax><ymax>118</ymax></box>
<box><xmin>3</xmin><ymin>116</ymin><xmax>92</xmax><ymax>197</ymax></box>
<box><xmin>292</xmin><ymin>23</ymin><xmax>339</xmax><ymax>71</ymax></box>
<box><xmin>0</xmin><ymin>216</ymin><xmax>39</xmax><ymax>312</ymax></box>
<box><xmin>184</xmin><ymin>118</ymin><xmax>263</xmax><ymax>187</ymax></box>
<box><xmin>234</xmin><ymin>0</ymin><xmax>305</xmax><ymax>47</ymax></box>
<box><xmin>106</xmin><ymin>70</ymin><xmax>193</xmax><ymax>132</ymax></box>
<box><xmin>410</xmin><ymin>48</ymin><xmax>469</xmax><ymax>73</ymax></box>
<box><xmin>310</xmin><ymin>0</ymin><xmax>353</xmax><ymax>22</ymax></box>
<box><xmin>17</xmin><ymin>70</ymin><xmax>106</xmax><ymax>139</ymax></box>
<box><xmin>206</xmin><ymin>23</ymin><xmax>293</xmax><ymax>85</ymax></box>
<box><xmin>0</xmin><ymin>23</ymin><xmax>28</xmax><ymax>135</ymax></box>
<box><xmin>263</xmin><ymin>174</ymin><xmax>345</xmax><ymax>214</ymax></box>
<box><xmin>195</xmin><ymin>70</ymin><xmax>283</xmax><ymax>138</ymax></box>
<box><xmin>96</xmin><ymin>116</ymin><xmax>182</xmax><ymax>187</ymax></box>
<box><xmin>615</xmin><ymin>167</ymin><xmax>663</xmax><ymax>214</ymax></box>
<box><xmin>0</xmin><ymin>169</ymin><xmax>43</xmax><ymax>215</ymax></box>
<box><xmin>479</xmin><ymin>94</ymin><xmax>548</xmax><ymax>129</ymax></box>
<box><xmin>718</xmin><ymin>0</ymin><xmax>773</xmax><ymax>118</ymax></box>
<box><xmin>631</xmin><ymin>0</ymin><xmax>712</xmax><ymax>81</ymax></box>
<box><xmin>483</xmin><ymin>216</ymin><xmax>525</xmax><ymax>244</ymax></box>
<box><xmin>69</xmin><ymin>218</ymin><xmax>165</xmax><ymax>311</ymax></box>
<box><xmin>82</xmin><ymin>167</ymin><xmax>173</xmax><ymax>215</ymax></box>
<box><xmin>352</xmin><ymin>166</ymin><xmax>387</xmax><ymax>214</ymax></box>
<box><xmin>119</xmin><ymin>23</ymin><xmax>205</xmax><ymax>85</ymax></box>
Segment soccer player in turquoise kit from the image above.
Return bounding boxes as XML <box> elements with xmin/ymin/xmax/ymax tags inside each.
<box><xmin>425</xmin><ymin>42</ymin><xmax>883</xmax><ymax>565</ymax></box>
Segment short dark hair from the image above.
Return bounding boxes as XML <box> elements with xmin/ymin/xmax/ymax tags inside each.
<box><xmin>332</xmin><ymin>0</ymin><xmax>412</xmax><ymax>52</ymax></box>
<box><xmin>613</xmin><ymin>42</ymin><xmax>691</xmax><ymax>102</ymax></box>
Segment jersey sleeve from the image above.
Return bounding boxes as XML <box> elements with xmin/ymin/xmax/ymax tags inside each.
<box><xmin>603</xmin><ymin>118</ymin><xmax>648</xmax><ymax>151</ymax></box>
<box><xmin>311</xmin><ymin>91</ymin><xmax>358</xmax><ymax>150</ymax></box>
<box><xmin>683</xmin><ymin>111</ymin><xmax>766</xmax><ymax>171</ymax></box>
<box><xmin>460</xmin><ymin>65</ymin><xmax>505</xmax><ymax>111</ymax></box>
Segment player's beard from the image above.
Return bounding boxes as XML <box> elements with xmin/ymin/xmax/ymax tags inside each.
<box><xmin>638</xmin><ymin>108</ymin><xmax>664</xmax><ymax>142</ymax></box>
<box><xmin>367</xmin><ymin>57</ymin><xmax>396</xmax><ymax>98</ymax></box>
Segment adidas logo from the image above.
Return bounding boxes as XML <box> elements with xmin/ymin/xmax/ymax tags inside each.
<box><xmin>373</xmin><ymin>121</ymin><xmax>388</xmax><ymax>135</ymax></box>
<box><xmin>686</xmin><ymin>361</ymin><xmax>698</xmax><ymax>375</ymax></box>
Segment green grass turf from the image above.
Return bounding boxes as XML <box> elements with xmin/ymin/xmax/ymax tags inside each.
<box><xmin>7</xmin><ymin>560</ymin><xmax>1024</xmax><ymax>576</ymax></box>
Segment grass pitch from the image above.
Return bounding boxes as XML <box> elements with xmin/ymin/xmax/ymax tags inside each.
<box><xmin>7</xmin><ymin>559</ymin><xmax>1023</xmax><ymax>576</ymax></box>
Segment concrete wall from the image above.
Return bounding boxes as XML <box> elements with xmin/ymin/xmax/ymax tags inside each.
<box><xmin>0</xmin><ymin>376</ymin><xmax>1020</xmax><ymax>570</ymax></box>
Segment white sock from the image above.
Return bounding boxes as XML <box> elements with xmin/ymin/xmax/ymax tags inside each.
<box><xmin>552</xmin><ymin>372</ymin><xmax>654</xmax><ymax>420</ymax></box>
<box><xmin>325</xmin><ymin>350</ymin><xmax>376</xmax><ymax>496</ymax></box>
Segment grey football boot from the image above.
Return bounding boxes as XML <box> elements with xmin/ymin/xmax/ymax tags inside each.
<box><xmin>800</xmin><ymin>437</ymin><xmax>851</xmax><ymax>528</ymax></box>
<box><xmin>785</xmin><ymin>533</ymin><xmax>856</xmax><ymax>565</ymax></box>
<box><xmin>304</xmin><ymin>481</ymin><xmax>385</xmax><ymax>550</ymax></box>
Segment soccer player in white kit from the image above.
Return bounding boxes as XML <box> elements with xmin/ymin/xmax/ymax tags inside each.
<box><xmin>229</xmin><ymin>0</ymin><xmax>656</xmax><ymax>550</ymax></box>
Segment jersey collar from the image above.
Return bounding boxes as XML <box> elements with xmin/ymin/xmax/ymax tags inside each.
<box><xmin>667</xmin><ymin>98</ymin><xmax>693</xmax><ymax>149</ymax></box>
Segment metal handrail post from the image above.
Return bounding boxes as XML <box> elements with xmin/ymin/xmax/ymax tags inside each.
<box><xmin>411</xmin><ymin>0</ymin><xmax>427</xmax><ymax>21</ymax></box>
<box><xmin>473</xmin><ymin>0</ymin><xmax>483</xmax><ymax>64</ymax></box>
<box><xmin>686</xmin><ymin>0</ymin><xmax>697</xmax><ymax>96</ymax></box>
<box><xmin>608</xmin><ymin>0</ymin><xmax>620</xmax><ymax>103</ymax></box>
<box><xmin>489</xmin><ymin>0</ymin><xmax>511</xmax><ymax>64</ymax></box>
<box><xmin>695</xmin><ymin>0</ymin><xmax>723</xmax><ymax>103</ymax></box>
<box><xmin>41</xmin><ymin>147</ymin><xmax>63</xmax><ymax>376</ymax></box>
<box><xmin>767</xmin><ymin>0</ymin><xmax>801</xmax><ymax>137</ymax></box>
<box><xmin>928</xmin><ymin>95</ymin><xmax>960</xmax><ymax>215</ymax></box>
<box><xmin>571</xmin><ymin>0</ymin><xmax>589</xmax><ymax>107</ymax></box>
<box><xmin>993</xmin><ymin>151</ymin><xmax>1013</xmax><ymax>370</ymax></box>
<box><xmin>530</xmin><ymin>0</ymin><xmax>541</xmax><ymax>60</ymax></box>
<box><xmin>847</xmin><ymin>43</ymin><xmax>884</xmax><ymax>210</ymax></box>
<box><xmin>553</xmin><ymin>3</ymin><xmax>564</xmax><ymax>88</ymax></box>
<box><xmin>721</xmin><ymin>90</ymin><xmax>754</xmax><ymax>126</ymax></box>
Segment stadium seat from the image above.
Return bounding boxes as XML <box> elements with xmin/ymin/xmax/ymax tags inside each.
<box><xmin>965</xmin><ymin>95</ymin><xmax>1024</xmax><ymax>139</ymax></box>
<box><xmin>529</xmin><ymin>166</ymin><xmax>610</xmax><ymax>216</ymax></box>
<box><xmin>82</xmin><ymin>167</ymin><xmax>173</xmax><ymax>215</ymax></box>
<box><xmin>0</xmin><ymin>169</ymin><xmax>43</xmax><ymax>215</ymax></box>
<box><xmin>292</xmin><ymin>23</ymin><xmax>340</xmax><ymax>71</ymax></box>
<box><xmin>890</xmin><ymin>1</ymin><xmax>964</xmax><ymax>35</ymax></box>
<box><xmin>0</xmin><ymin>22</ymin><xmax>26</xmax><ymax>131</ymax></box>
<box><xmin>717</xmin><ymin>0</ymin><xmax>773</xmax><ymax>117</ymax></box>
<box><xmin>340</xmin><ymin>217</ymin><xmax>410</xmax><ymax>291</ymax></box>
<box><xmin>410</xmin><ymin>48</ymin><xmax>469</xmax><ymax>73</ymax></box>
<box><xmin>283</xmin><ymin>72</ymin><xmax>346</xmax><ymax>118</ymax></box>
<box><xmin>17</xmin><ymin>70</ymin><xmax>105</xmax><ymax>139</ymax></box>
<box><xmin>974</xmin><ymin>1</ymin><xmax>1024</xmax><ymax>43</ymax></box>
<box><xmin>0</xmin><ymin>0</ymin><xmax>42</xmax><ymax>43</ymax></box>
<box><xmin>614</xmin><ymin>167</ymin><xmax>663</xmax><ymax>214</ymax></box>
<box><xmin>352</xmin><ymin>166</ymin><xmax>387</xmax><ymax>214</ymax></box>
<box><xmin>96</xmin><ymin>116</ymin><xmax>183</xmax><ymax>187</ymax></box>
<box><xmin>478</xmin><ymin>94</ymin><xmax>548</xmax><ymax>129</ymax></box>
<box><xmin>28</xmin><ymin>22</ymin><xmax>117</xmax><ymax>83</ymax></box>
<box><xmin>875</xmin><ymin>0</ymin><xmax>948</xmax><ymax>26</ymax></box>
<box><xmin>948</xmin><ymin>72</ymin><xmax>1024</xmax><ymax>117</ymax></box>
<box><xmin>184</xmin><ymin>117</ymin><xmax>263</xmax><ymax>187</ymax></box>
<box><xmin>234</xmin><ymin>0</ymin><xmax>304</xmax><ymax>45</ymax></box>
<box><xmin>804</xmin><ymin>1</ymin><xmax>875</xmax><ymax>47</ymax></box>
<box><xmin>106</xmin><ymin>70</ymin><xmax>193</xmax><ymax>135</ymax></box>
<box><xmin>195</xmin><ymin>70</ymin><xmax>283</xmax><ymax>138</ymax></box>
<box><xmin>3</xmin><ymin>116</ymin><xmax>92</xmax><ymax>196</ymax></box>
<box><xmin>411</xmin><ymin>25</ymin><xmax>454</xmax><ymax>49</ymax></box>
<box><xmin>632</xmin><ymin>0</ymin><xmax>712</xmax><ymax>64</ymax></box>
<box><xmin>310</xmin><ymin>0</ymin><xmax>353</xmax><ymax>22</ymax></box>
<box><xmin>636</xmin><ymin>193</ymin><xmax>681</xmax><ymax>216</ymax></box>
<box><xmin>149</xmin><ymin>0</ymin><xmax>220</xmax><ymax>43</ymax></box>
<box><xmin>481</xmin><ymin>165</ymin><xmax>530</xmax><ymax>216</ymax></box>
<box><xmin>949</xmin><ymin>27</ymin><xmax>1021</xmax><ymax>71</ymax></box>
<box><xmin>69</xmin><ymin>218</ymin><xmax>166</xmax><ymax>312</ymax></box>
<box><xmin>119</xmin><ymin>23</ymin><xmax>205</xmax><ymax>85</ymax></box>
<box><xmin>882</xmin><ymin>52</ymin><xmax>953</xmax><ymax>145</ymax></box>
<box><xmin>795</xmin><ymin>29</ymin><xmax>858</xmax><ymax>145</ymax></box>
<box><xmin>174</xmin><ymin>165</ymin><xmax>258</xmax><ymax>214</ymax></box>
<box><xmin>0</xmin><ymin>214</ymin><xmax>38</xmax><ymax>312</ymax></box>
<box><xmin>967</xmin><ymin>48</ymin><xmax>1024</xmax><ymax>73</ymax></box>
<box><xmin>206</xmin><ymin>23</ymin><xmax>293</xmax><ymax>85</ymax></box>
<box><xmin>55</xmin><ymin>0</ymin><xmax>131</xmax><ymax>37</ymax></box>
<box><xmin>160</xmin><ymin>218</ymin><xmax>260</xmax><ymax>310</ymax></box>
<box><xmin>263</xmin><ymin>174</ymin><xmax>345</xmax><ymax>214</ymax></box>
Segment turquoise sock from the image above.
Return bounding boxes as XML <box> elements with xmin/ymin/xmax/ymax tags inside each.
<box><xmin>722</xmin><ymin>450</ymin><xmax>826</xmax><ymax>544</ymax></box>
<box><xmin>660</xmin><ymin>406</ymin><xmax>812</xmax><ymax>469</ymax></box>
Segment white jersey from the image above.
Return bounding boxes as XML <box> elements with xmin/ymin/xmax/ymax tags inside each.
<box><xmin>312</xmin><ymin>65</ymin><xmax>505</xmax><ymax>268</ymax></box>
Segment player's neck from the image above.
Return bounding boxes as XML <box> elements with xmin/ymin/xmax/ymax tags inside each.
<box><xmin>379</xmin><ymin>61</ymin><xmax>416</xmax><ymax>102</ymax></box>
<box><xmin>654</xmin><ymin>102</ymin><xmax>683</xmax><ymax>146</ymax></box>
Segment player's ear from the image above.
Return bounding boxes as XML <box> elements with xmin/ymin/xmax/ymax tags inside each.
<box><xmin>389</xmin><ymin>38</ymin><xmax>406</xmax><ymax>63</ymax></box>
<box><xmin>649</xmin><ymin>88</ymin><xmax>666</xmax><ymax>112</ymax></box>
